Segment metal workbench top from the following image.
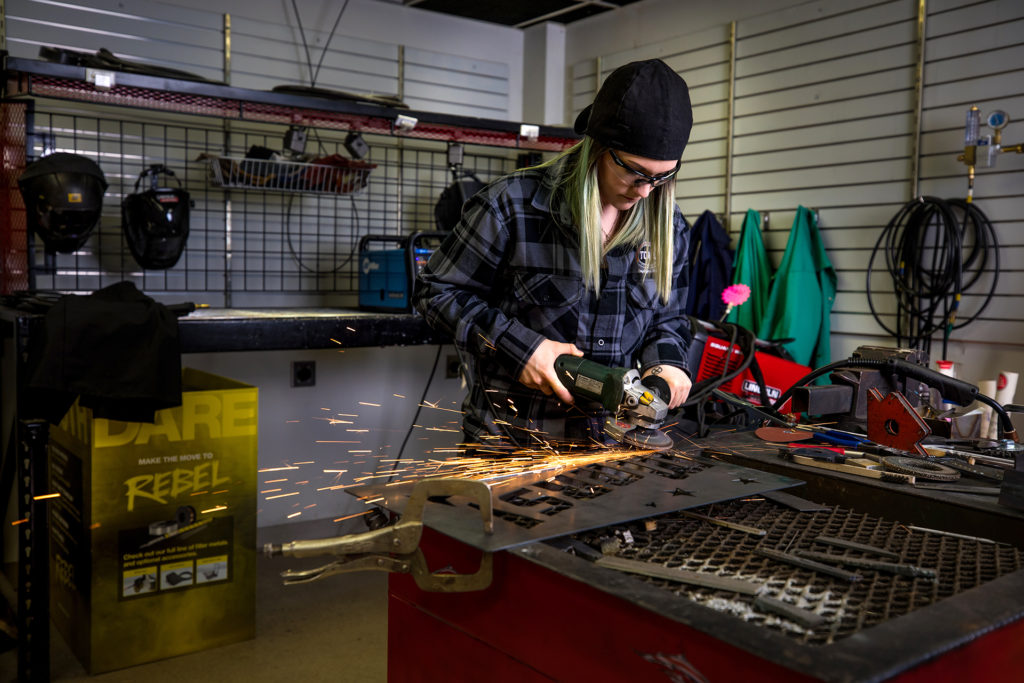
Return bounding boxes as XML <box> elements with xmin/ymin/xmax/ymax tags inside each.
<box><xmin>177</xmin><ymin>307</ymin><xmax>442</xmax><ymax>352</ymax></box>
<box><xmin>0</xmin><ymin>305</ymin><xmax>443</xmax><ymax>354</ymax></box>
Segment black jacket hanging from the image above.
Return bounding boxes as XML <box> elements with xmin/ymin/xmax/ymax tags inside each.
<box><xmin>684</xmin><ymin>210</ymin><xmax>734</xmax><ymax>321</ymax></box>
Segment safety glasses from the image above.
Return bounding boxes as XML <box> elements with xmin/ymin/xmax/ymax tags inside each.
<box><xmin>608</xmin><ymin>149</ymin><xmax>680</xmax><ymax>188</ymax></box>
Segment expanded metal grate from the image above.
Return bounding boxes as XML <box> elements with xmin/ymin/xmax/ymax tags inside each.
<box><xmin>574</xmin><ymin>497</ymin><xmax>1023</xmax><ymax>645</ymax></box>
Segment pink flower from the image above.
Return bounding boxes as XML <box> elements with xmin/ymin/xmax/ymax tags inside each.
<box><xmin>721</xmin><ymin>283</ymin><xmax>751</xmax><ymax>306</ymax></box>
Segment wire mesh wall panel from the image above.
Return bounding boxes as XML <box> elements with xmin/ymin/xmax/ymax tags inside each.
<box><xmin>24</xmin><ymin>104</ymin><xmax>519</xmax><ymax>304</ymax></box>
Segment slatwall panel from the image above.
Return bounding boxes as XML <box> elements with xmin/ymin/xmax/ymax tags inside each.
<box><xmin>571</xmin><ymin>0</ymin><xmax>1024</xmax><ymax>379</ymax></box>
<box><xmin>732</xmin><ymin>0</ymin><xmax>919</xmax><ymax>355</ymax></box>
<box><xmin>915</xmin><ymin>0</ymin><xmax>1024</xmax><ymax>354</ymax></box>
<box><xmin>4</xmin><ymin>0</ymin><xmax>225</xmax><ymax>81</ymax></box>
<box><xmin>568</xmin><ymin>25</ymin><xmax>732</xmax><ymax>218</ymax></box>
<box><xmin>5</xmin><ymin>0</ymin><xmax>519</xmax><ymax>306</ymax></box>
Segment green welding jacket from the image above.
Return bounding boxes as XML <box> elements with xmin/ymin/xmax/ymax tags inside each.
<box><xmin>725</xmin><ymin>209</ymin><xmax>771</xmax><ymax>333</ymax></box>
<box><xmin>758</xmin><ymin>206</ymin><xmax>836</xmax><ymax>370</ymax></box>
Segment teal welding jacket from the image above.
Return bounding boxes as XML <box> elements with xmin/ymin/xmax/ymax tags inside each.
<box><xmin>757</xmin><ymin>206</ymin><xmax>837</xmax><ymax>370</ymax></box>
<box><xmin>725</xmin><ymin>209</ymin><xmax>771</xmax><ymax>333</ymax></box>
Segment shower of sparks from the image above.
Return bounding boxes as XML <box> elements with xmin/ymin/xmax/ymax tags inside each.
<box><xmin>333</xmin><ymin>510</ymin><xmax>374</xmax><ymax>523</ymax></box>
<box><xmin>201</xmin><ymin>505</ymin><xmax>228</xmax><ymax>514</ymax></box>
<box><xmin>358</xmin><ymin>402</ymin><xmax>381</xmax><ymax>407</ymax></box>
<box><xmin>393</xmin><ymin>394</ymin><xmax>406</xmax><ymax>398</ymax></box>
<box><xmin>259</xmin><ymin>465</ymin><xmax>300</xmax><ymax>472</ymax></box>
<box><xmin>32</xmin><ymin>493</ymin><xmax>61</xmax><ymax>500</ymax></box>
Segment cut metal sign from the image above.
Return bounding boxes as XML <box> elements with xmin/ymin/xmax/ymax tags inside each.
<box><xmin>350</xmin><ymin>451</ymin><xmax>802</xmax><ymax>553</ymax></box>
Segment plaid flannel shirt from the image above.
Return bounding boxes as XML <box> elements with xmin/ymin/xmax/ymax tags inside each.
<box><xmin>414</xmin><ymin>154</ymin><xmax>692</xmax><ymax>444</ymax></box>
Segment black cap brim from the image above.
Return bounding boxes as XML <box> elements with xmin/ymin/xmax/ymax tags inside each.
<box><xmin>573</xmin><ymin>105</ymin><xmax>592</xmax><ymax>135</ymax></box>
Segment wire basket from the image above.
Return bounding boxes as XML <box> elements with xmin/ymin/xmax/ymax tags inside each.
<box><xmin>200</xmin><ymin>153</ymin><xmax>376</xmax><ymax>195</ymax></box>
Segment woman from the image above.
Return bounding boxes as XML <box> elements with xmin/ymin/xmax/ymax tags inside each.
<box><xmin>414</xmin><ymin>58</ymin><xmax>695</xmax><ymax>450</ymax></box>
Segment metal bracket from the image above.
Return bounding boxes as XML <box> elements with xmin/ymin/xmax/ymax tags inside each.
<box><xmin>265</xmin><ymin>478</ymin><xmax>494</xmax><ymax>592</ymax></box>
<box><xmin>866</xmin><ymin>388</ymin><xmax>931</xmax><ymax>455</ymax></box>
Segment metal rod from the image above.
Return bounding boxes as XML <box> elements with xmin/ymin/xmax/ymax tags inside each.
<box><xmin>908</xmin><ymin>525</ymin><xmax>995</xmax><ymax>544</ymax></box>
<box><xmin>724</xmin><ymin>21</ymin><xmax>736</xmax><ymax>230</ymax></box>
<box><xmin>909</xmin><ymin>0</ymin><xmax>927</xmax><ymax>200</ymax></box>
<box><xmin>223</xmin><ymin>13</ymin><xmax>233</xmax><ymax>306</ymax></box>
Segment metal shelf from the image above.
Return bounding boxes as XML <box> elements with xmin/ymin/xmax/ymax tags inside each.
<box><xmin>201</xmin><ymin>154</ymin><xmax>376</xmax><ymax>195</ymax></box>
<box><xmin>3</xmin><ymin>57</ymin><xmax>579</xmax><ymax>152</ymax></box>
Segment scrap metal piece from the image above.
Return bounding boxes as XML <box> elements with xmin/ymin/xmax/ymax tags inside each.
<box><xmin>881</xmin><ymin>456</ymin><xmax>961</xmax><ymax>482</ymax></box>
<box><xmin>755</xmin><ymin>547</ymin><xmax>862</xmax><ymax>582</ymax></box>
<box><xmin>866</xmin><ymin>388</ymin><xmax>931</xmax><ymax>455</ymax></box>
<box><xmin>680</xmin><ymin>511</ymin><xmax>767</xmax><ymax>537</ymax></box>
<box><xmin>594</xmin><ymin>555</ymin><xmax>762</xmax><ymax>595</ymax></box>
<box><xmin>793</xmin><ymin>550</ymin><xmax>937</xmax><ymax>580</ymax></box>
<box><xmin>753</xmin><ymin>594</ymin><xmax>830</xmax><ymax>630</ymax></box>
<box><xmin>762</xmin><ymin>490</ymin><xmax>832</xmax><ymax>512</ymax></box>
<box><xmin>813</xmin><ymin>535</ymin><xmax>900</xmax><ymax>560</ymax></box>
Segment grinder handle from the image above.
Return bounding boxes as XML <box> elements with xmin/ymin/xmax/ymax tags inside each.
<box><xmin>885</xmin><ymin>359</ymin><xmax>978</xmax><ymax>406</ymax></box>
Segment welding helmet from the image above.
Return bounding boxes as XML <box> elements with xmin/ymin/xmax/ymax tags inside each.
<box><xmin>121</xmin><ymin>164</ymin><xmax>191</xmax><ymax>270</ymax></box>
<box><xmin>434</xmin><ymin>171</ymin><xmax>485</xmax><ymax>232</ymax></box>
<box><xmin>18</xmin><ymin>153</ymin><xmax>108</xmax><ymax>253</ymax></box>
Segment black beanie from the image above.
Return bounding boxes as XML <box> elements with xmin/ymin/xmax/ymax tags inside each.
<box><xmin>574</xmin><ymin>59</ymin><xmax>693</xmax><ymax>161</ymax></box>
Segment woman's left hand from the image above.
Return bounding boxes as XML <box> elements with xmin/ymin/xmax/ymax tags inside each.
<box><xmin>642</xmin><ymin>365</ymin><xmax>691</xmax><ymax>409</ymax></box>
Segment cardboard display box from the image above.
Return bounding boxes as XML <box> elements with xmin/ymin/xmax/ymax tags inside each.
<box><xmin>47</xmin><ymin>368</ymin><xmax>258</xmax><ymax>674</ymax></box>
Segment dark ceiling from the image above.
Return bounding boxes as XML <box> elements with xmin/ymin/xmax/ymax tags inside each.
<box><xmin>403</xmin><ymin>0</ymin><xmax>642</xmax><ymax>29</ymax></box>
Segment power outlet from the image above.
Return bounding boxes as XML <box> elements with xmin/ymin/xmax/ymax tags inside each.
<box><xmin>292</xmin><ymin>360</ymin><xmax>316</xmax><ymax>387</ymax></box>
<box><xmin>446</xmin><ymin>355</ymin><xmax>461</xmax><ymax>379</ymax></box>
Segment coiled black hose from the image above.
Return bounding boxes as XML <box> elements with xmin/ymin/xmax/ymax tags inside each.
<box><xmin>866</xmin><ymin>197</ymin><xmax>999</xmax><ymax>358</ymax></box>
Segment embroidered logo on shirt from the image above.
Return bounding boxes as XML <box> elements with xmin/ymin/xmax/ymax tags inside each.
<box><xmin>636</xmin><ymin>241</ymin><xmax>654</xmax><ymax>275</ymax></box>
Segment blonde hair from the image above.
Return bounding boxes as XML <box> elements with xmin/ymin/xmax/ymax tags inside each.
<box><xmin>541</xmin><ymin>138</ymin><xmax>677</xmax><ymax>303</ymax></box>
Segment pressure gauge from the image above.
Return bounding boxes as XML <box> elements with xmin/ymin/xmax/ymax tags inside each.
<box><xmin>987</xmin><ymin>110</ymin><xmax>1009</xmax><ymax>130</ymax></box>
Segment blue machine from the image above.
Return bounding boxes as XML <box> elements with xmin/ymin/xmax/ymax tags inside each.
<box><xmin>358</xmin><ymin>232</ymin><xmax>443</xmax><ymax>312</ymax></box>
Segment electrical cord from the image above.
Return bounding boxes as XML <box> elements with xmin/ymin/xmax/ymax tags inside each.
<box><xmin>769</xmin><ymin>356</ymin><xmax>1017</xmax><ymax>440</ymax></box>
<box><xmin>866</xmin><ymin>197</ymin><xmax>999</xmax><ymax>358</ymax></box>
<box><xmin>283</xmin><ymin>192</ymin><xmax>361</xmax><ymax>275</ymax></box>
<box><xmin>384</xmin><ymin>344</ymin><xmax>444</xmax><ymax>482</ymax></box>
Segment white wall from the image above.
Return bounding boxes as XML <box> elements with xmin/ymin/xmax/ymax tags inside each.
<box><xmin>183</xmin><ymin>345</ymin><xmax>466</xmax><ymax>529</ymax></box>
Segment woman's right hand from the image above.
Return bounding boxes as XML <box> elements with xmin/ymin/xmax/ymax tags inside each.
<box><xmin>518</xmin><ymin>339</ymin><xmax>584</xmax><ymax>405</ymax></box>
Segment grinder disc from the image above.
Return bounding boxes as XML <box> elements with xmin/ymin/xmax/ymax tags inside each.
<box><xmin>881</xmin><ymin>456</ymin><xmax>961</xmax><ymax>482</ymax></box>
<box><xmin>623</xmin><ymin>426</ymin><xmax>673</xmax><ymax>451</ymax></box>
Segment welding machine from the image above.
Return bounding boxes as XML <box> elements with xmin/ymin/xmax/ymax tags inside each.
<box><xmin>358</xmin><ymin>232</ymin><xmax>444</xmax><ymax>312</ymax></box>
<box><xmin>685</xmin><ymin>318</ymin><xmax>811</xmax><ymax>409</ymax></box>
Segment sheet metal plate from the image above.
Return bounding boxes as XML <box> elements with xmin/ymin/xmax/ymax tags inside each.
<box><xmin>351</xmin><ymin>452</ymin><xmax>802</xmax><ymax>552</ymax></box>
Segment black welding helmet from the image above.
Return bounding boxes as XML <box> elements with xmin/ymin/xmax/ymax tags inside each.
<box><xmin>18</xmin><ymin>152</ymin><xmax>108</xmax><ymax>253</ymax></box>
<box><xmin>121</xmin><ymin>164</ymin><xmax>191</xmax><ymax>270</ymax></box>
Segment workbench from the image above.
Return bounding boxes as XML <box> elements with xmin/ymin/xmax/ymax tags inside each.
<box><xmin>0</xmin><ymin>305</ymin><xmax>440</xmax><ymax>681</ymax></box>
<box><xmin>386</xmin><ymin>431</ymin><xmax>1024</xmax><ymax>683</ymax></box>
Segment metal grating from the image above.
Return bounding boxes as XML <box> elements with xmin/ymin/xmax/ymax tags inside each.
<box><xmin>573</xmin><ymin>497</ymin><xmax>1024</xmax><ymax>645</ymax></box>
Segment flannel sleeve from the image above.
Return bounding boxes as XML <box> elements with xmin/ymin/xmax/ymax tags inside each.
<box><xmin>413</xmin><ymin>192</ymin><xmax>545</xmax><ymax>381</ymax></box>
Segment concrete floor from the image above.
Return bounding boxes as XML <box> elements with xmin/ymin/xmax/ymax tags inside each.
<box><xmin>1</xmin><ymin>519</ymin><xmax>388</xmax><ymax>683</ymax></box>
